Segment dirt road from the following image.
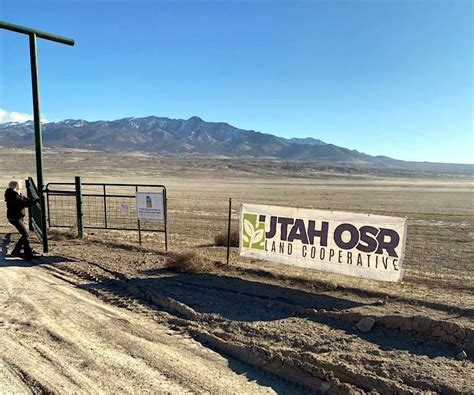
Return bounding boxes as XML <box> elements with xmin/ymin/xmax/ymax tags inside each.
<box><xmin>0</xmin><ymin>249</ymin><xmax>295</xmax><ymax>394</ymax></box>
<box><xmin>1</xmin><ymin>230</ymin><xmax>471</xmax><ymax>394</ymax></box>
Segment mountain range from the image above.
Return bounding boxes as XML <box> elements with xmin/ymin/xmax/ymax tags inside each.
<box><xmin>0</xmin><ymin>116</ymin><xmax>472</xmax><ymax>174</ymax></box>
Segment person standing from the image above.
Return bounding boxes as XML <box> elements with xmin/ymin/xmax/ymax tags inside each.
<box><xmin>4</xmin><ymin>181</ymin><xmax>40</xmax><ymax>260</ymax></box>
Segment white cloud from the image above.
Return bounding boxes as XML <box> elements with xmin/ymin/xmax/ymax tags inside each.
<box><xmin>0</xmin><ymin>108</ymin><xmax>48</xmax><ymax>123</ymax></box>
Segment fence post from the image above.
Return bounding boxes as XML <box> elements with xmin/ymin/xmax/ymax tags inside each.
<box><xmin>226</xmin><ymin>197</ymin><xmax>232</xmax><ymax>265</ymax></box>
<box><xmin>75</xmin><ymin>176</ymin><xmax>84</xmax><ymax>238</ymax></box>
<box><xmin>135</xmin><ymin>186</ymin><xmax>142</xmax><ymax>247</ymax></box>
<box><xmin>164</xmin><ymin>187</ymin><xmax>168</xmax><ymax>252</ymax></box>
<box><xmin>103</xmin><ymin>184</ymin><xmax>108</xmax><ymax>229</ymax></box>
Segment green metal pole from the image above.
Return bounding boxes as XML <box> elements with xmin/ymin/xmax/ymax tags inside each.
<box><xmin>29</xmin><ymin>33</ymin><xmax>49</xmax><ymax>253</ymax></box>
<box><xmin>75</xmin><ymin>176</ymin><xmax>84</xmax><ymax>238</ymax></box>
<box><xmin>2</xmin><ymin>21</ymin><xmax>74</xmax><ymax>254</ymax></box>
<box><xmin>25</xmin><ymin>179</ymin><xmax>34</xmax><ymax>231</ymax></box>
<box><xmin>136</xmin><ymin>186</ymin><xmax>142</xmax><ymax>247</ymax></box>
<box><xmin>0</xmin><ymin>21</ymin><xmax>75</xmax><ymax>46</ymax></box>
<box><xmin>29</xmin><ymin>33</ymin><xmax>45</xmax><ymax>193</ymax></box>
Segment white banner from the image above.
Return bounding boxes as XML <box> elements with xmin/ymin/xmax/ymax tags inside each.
<box><xmin>239</xmin><ymin>203</ymin><xmax>407</xmax><ymax>282</ymax></box>
<box><xmin>136</xmin><ymin>192</ymin><xmax>164</xmax><ymax>221</ymax></box>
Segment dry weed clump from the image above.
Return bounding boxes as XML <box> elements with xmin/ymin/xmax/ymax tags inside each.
<box><xmin>48</xmin><ymin>227</ymin><xmax>80</xmax><ymax>241</ymax></box>
<box><xmin>165</xmin><ymin>252</ymin><xmax>214</xmax><ymax>273</ymax></box>
<box><xmin>93</xmin><ymin>238</ymin><xmax>143</xmax><ymax>252</ymax></box>
<box><xmin>214</xmin><ymin>230</ymin><xmax>239</xmax><ymax>247</ymax></box>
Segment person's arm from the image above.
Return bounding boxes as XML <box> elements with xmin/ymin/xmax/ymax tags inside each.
<box><xmin>16</xmin><ymin>193</ymin><xmax>40</xmax><ymax>208</ymax></box>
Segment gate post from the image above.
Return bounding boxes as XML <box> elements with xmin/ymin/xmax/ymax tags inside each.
<box><xmin>75</xmin><ymin>176</ymin><xmax>84</xmax><ymax>238</ymax></box>
<box><xmin>29</xmin><ymin>33</ymin><xmax>45</xmax><ymax>193</ymax></box>
<box><xmin>135</xmin><ymin>186</ymin><xmax>142</xmax><ymax>246</ymax></box>
<box><xmin>164</xmin><ymin>187</ymin><xmax>168</xmax><ymax>252</ymax></box>
<box><xmin>226</xmin><ymin>197</ymin><xmax>232</xmax><ymax>265</ymax></box>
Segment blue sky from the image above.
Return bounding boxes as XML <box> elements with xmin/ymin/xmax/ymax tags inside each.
<box><xmin>0</xmin><ymin>0</ymin><xmax>472</xmax><ymax>164</ymax></box>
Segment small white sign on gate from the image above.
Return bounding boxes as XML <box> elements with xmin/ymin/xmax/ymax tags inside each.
<box><xmin>120</xmin><ymin>202</ymin><xmax>130</xmax><ymax>215</ymax></box>
<box><xmin>136</xmin><ymin>192</ymin><xmax>164</xmax><ymax>221</ymax></box>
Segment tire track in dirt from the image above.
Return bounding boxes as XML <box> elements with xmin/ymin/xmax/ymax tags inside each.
<box><xmin>41</xmin><ymin>257</ymin><xmax>474</xmax><ymax>393</ymax></box>
<box><xmin>0</xmin><ymin>255</ymin><xmax>299</xmax><ymax>393</ymax></box>
<box><xmin>126</xmin><ymin>281</ymin><xmax>472</xmax><ymax>394</ymax></box>
<box><xmin>0</xmin><ymin>358</ymin><xmax>34</xmax><ymax>394</ymax></box>
<box><xmin>147</xmin><ymin>274</ymin><xmax>474</xmax><ymax>352</ymax></box>
<box><xmin>223</xmin><ymin>264</ymin><xmax>474</xmax><ymax>317</ymax></box>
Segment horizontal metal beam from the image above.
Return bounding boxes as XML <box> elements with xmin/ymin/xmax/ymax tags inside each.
<box><xmin>46</xmin><ymin>182</ymin><xmax>166</xmax><ymax>188</ymax></box>
<box><xmin>50</xmin><ymin>225</ymin><xmax>166</xmax><ymax>232</ymax></box>
<box><xmin>0</xmin><ymin>20</ymin><xmax>74</xmax><ymax>46</ymax></box>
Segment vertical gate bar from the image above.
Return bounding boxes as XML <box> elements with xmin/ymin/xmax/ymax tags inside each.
<box><xmin>136</xmin><ymin>186</ymin><xmax>142</xmax><ymax>246</ymax></box>
<box><xmin>226</xmin><ymin>197</ymin><xmax>232</xmax><ymax>265</ymax></box>
<box><xmin>40</xmin><ymin>194</ymin><xmax>49</xmax><ymax>252</ymax></box>
<box><xmin>75</xmin><ymin>176</ymin><xmax>84</xmax><ymax>238</ymax></box>
<box><xmin>29</xmin><ymin>33</ymin><xmax>45</xmax><ymax>193</ymax></box>
<box><xmin>103</xmin><ymin>184</ymin><xmax>108</xmax><ymax>228</ymax></box>
<box><xmin>46</xmin><ymin>189</ymin><xmax>51</xmax><ymax>228</ymax></box>
<box><xmin>26</xmin><ymin>179</ymin><xmax>34</xmax><ymax>231</ymax></box>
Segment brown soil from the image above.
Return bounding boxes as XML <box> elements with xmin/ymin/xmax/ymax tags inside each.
<box><xmin>0</xmin><ymin>148</ymin><xmax>472</xmax><ymax>393</ymax></box>
<box><xmin>0</xmin><ymin>230</ymin><xmax>469</xmax><ymax>393</ymax></box>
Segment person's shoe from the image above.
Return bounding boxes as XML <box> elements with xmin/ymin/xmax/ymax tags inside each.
<box><xmin>10</xmin><ymin>250</ymin><xmax>23</xmax><ymax>259</ymax></box>
<box><xmin>23</xmin><ymin>249</ymin><xmax>37</xmax><ymax>261</ymax></box>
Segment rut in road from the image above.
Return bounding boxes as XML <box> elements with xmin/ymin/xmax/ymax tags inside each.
<box><xmin>0</xmin><ymin>249</ymin><xmax>301</xmax><ymax>394</ymax></box>
<box><xmin>41</xmin><ymin>253</ymin><xmax>474</xmax><ymax>394</ymax></box>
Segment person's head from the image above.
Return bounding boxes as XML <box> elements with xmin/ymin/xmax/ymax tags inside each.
<box><xmin>8</xmin><ymin>181</ymin><xmax>21</xmax><ymax>192</ymax></box>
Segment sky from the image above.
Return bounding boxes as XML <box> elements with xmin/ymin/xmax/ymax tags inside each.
<box><xmin>0</xmin><ymin>0</ymin><xmax>472</xmax><ymax>164</ymax></box>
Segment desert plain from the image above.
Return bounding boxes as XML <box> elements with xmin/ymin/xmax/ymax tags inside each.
<box><xmin>0</xmin><ymin>147</ymin><xmax>473</xmax><ymax>393</ymax></box>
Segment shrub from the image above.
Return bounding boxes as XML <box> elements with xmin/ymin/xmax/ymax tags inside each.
<box><xmin>214</xmin><ymin>230</ymin><xmax>239</xmax><ymax>247</ymax></box>
<box><xmin>165</xmin><ymin>251</ymin><xmax>214</xmax><ymax>273</ymax></box>
<box><xmin>48</xmin><ymin>227</ymin><xmax>79</xmax><ymax>240</ymax></box>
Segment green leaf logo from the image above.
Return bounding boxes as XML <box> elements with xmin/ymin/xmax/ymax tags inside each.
<box><xmin>242</xmin><ymin>213</ymin><xmax>265</xmax><ymax>250</ymax></box>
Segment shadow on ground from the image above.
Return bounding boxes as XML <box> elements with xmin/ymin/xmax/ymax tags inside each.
<box><xmin>1</xmin><ymin>232</ymin><xmax>73</xmax><ymax>268</ymax></box>
<box><xmin>0</xmin><ymin>255</ymin><xmax>72</xmax><ymax>268</ymax></box>
<box><xmin>79</xmin><ymin>271</ymin><xmax>459</xmax><ymax>360</ymax></box>
<box><xmin>83</xmin><ymin>272</ymin><xmax>365</xmax><ymax>321</ymax></box>
<box><xmin>211</xmin><ymin>262</ymin><xmax>474</xmax><ymax>317</ymax></box>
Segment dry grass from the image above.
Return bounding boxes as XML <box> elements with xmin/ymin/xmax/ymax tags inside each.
<box><xmin>48</xmin><ymin>227</ymin><xmax>79</xmax><ymax>241</ymax></box>
<box><xmin>165</xmin><ymin>251</ymin><xmax>214</xmax><ymax>273</ymax></box>
<box><xmin>214</xmin><ymin>230</ymin><xmax>239</xmax><ymax>247</ymax></box>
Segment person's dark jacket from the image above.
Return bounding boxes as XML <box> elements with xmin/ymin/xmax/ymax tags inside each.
<box><xmin>4</xmin><ymin>188</ymin><xmax>38</xmax><ymax>221</ymax></box>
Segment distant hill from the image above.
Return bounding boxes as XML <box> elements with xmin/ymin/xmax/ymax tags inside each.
<box><xmin>0</xmin><ymin>116</ymin><xmax>472</xmax><ymax>175</ymax></box>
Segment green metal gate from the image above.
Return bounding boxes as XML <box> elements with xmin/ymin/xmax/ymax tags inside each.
<box><xmin>45</xmin><ymin>181</ymin><xmax>168</xmax><ymax>250</ymax></box>
<box><xmin>25</xmin><ymin>177</ymin><xmax>49</xmax><ymax>253</ymax></box>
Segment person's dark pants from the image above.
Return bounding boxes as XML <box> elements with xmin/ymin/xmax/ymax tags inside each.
<box><xmin>8</xmin><ymin>218</ymin><xmax>32</xmax><ymax>255</ymax></box>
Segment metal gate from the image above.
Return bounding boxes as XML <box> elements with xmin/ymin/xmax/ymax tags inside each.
<box><xmin>25</xmin><ymin>177</ymin><xmax>49</xmax><ymax>252</ymax></box>
<box><xmin>45</xmin><ymin>181</ymin><xmax>167</xmax><ymax>250</ymax></box>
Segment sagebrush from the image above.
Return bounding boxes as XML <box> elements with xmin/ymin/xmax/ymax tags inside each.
<box><xmin>165</xmin><ymin>251</ymin><xmax>214</xmax><ymax>273</ymax></box>
<box><xmin>214</xmin><ymin>230</ymin><xmax>239</xmax><ymax>247</ymax></box>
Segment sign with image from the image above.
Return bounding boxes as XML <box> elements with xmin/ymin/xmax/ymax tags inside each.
<box><xmin>240</xmin><ymin>203</ymin><xmax>407</xmax><ymax>282</ymax></box>
<box><xmin>120</xmin><ymin>202</ymin><xmax>130</xmax><ymax>215</ymax></box>
<box><xmin>136</xmin><ymin>192</ymin><xmax>164</xmax><ymax>221</ymax></box>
